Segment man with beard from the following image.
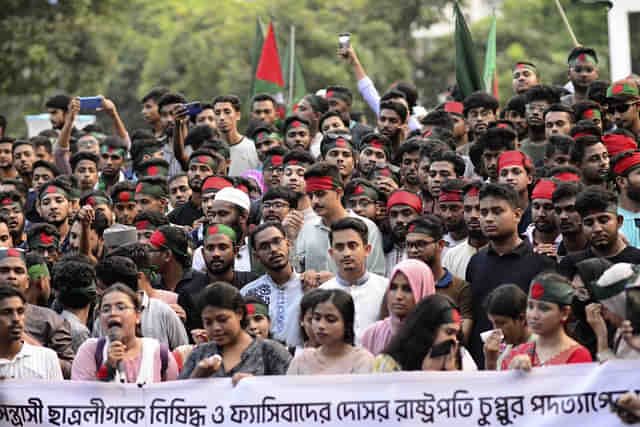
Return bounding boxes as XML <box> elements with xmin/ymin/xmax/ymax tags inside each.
<box><xmin>520</xmin><ymin>85</ymin><xmax>559</xmax><ymax>166</ymax></box>
<box><xmin>68</xmin><ymin>206</ymin><xmax>107</xmax><ymax>264</ymax></box>
<box><xmin>27</xmin><ymin>223</ymin><xmax>61</xmax><ymax>266</ymax></box>
<box><xmin>439</xmin><ymin>179</ymin><xmax>468</xmax><ymax>249</ymax></box>
<box><xmin>377</xmin><ymin>101</ymin><xmax>408</xmax><ymax>154</ymax></box>
<box><xmin>0</xmin><ymin>248</ymin><xmax>74</xmax><ymax>378</ymax></box>
<box><xmin>466</xmin><ymin>183</ymin><xmax>556</xmax><ymax>366</ymax></box>
<box><xmin>544</xmin><ymin>104</ymin><xmax>575</xmax><ymax>141</ymax></box>
<box><xmin>70</xmin><ymin>152</ymin><xmax>100</xmax><ymax>192</ymax></box>
<box><xmin>0</xmin><ymin>137</ymin><xmax>18</xmax><ymax>180</ymax></box>
<box><xmin>261</xmin><ymin>186</ymin><xmax>297</xmax><ymax>224</ymax></box>
<box><xmin>570</xmin><ymin>135</ymin><xmax>610</xmax><ymax>188</ymax></box>
<box><xmin>613</xmin><ymin>150</ymin><xmax>640</xmax><ymax>248</ymax></box>
<box><xmin>98</xmin><ymin>137</ymin><xmax>128</xmax><ymax>193</ymax></box>
<box><xmin>524</xmin><ymin>179</ymin><xmax>562</xmax><ymax>260</ymax></box>
<box><xmin>321</xmin><ymin>131</ymin><xmax>356</xmax><ymax>186</ymax></box>
<box><xmin>406</xmin><ymin>215</ymin><xmax>472</xmax><ymax>341</ymax></box>
<box><xmin>385</xmin><ymin>190</ymin><xmax>422</xmax><ymax>275</ymax></box>
<box><xmin>295</xmin><ymin>95</ymin><xmax>328</xmax><ymax>158</ymax></box>
<box><xmin>475</xmin><ymin>127</ymin><xmax>517</xmax><ymax>183</ymax></box>
<box><xmin>463</xmin><ymin>92</ymin><xmax>499</xmax><ymax>140</ymax></box>
<box><xmin>443</xmin><ymin>181</ymin><xmax>488</xmax><ymax>278</ymax></box>
<box><xmin>45</xmin><ymin>94</ymin><xmax>78</xmax><ymax>135</ymax></box>
<box><xmin>242</xmin><ymin>222</ymin><xmax>304</xmax><ymax>346</ymax></box>
<box><xmin>262</xmin><ymin>147</ymin><xmax>288</xmax><ymax>191</ymax></box>
<box><xmin>0</xmin><ymin>193</ymin><xmax>27</xmax><ymax>247</ymax></box>
<box><xmin>511</xmin><ymin>62</ymin><xmax>540</xmax><ymax>95</ymax></box>
<box><xmin>213</xmin><ymin>95</ymin><xmax>259</xmax><ymax>177</ymax></box>
<box><xmin>501</xmin><ymin>95</ymin><xmax>528</xmax><ymax>140</ymax></box>
<box><xmin>252</xmin><ymin>125</ymin><xmax>283</xmax><ymax>162</ymax></box>
<box><xmin>358</xmin><ymin>133</ymin><xmax>392</xmax><ymax>177</ymax></box>
<box><xmin>559</xmin><ymin>188</ymin><xmax>640</xmax><ymax>278</ymax></box>
<box><xmin>605</xmin><ymin>79</ymin><xmax>640</xmax><ymax>139</ymax></box>
<box><xmin>37</xmin><ymin>180</ymin><xmax>73</xmax><ymax>252</ymax></box>
<box><xmin>552</xmin><ymin>182</ymin><xmax>588</xmax><ymax>259</ymax></box>
<box><xmin>167</xmin><ymin>151</ymin><xmax>218</xmax><ymax>227</ymax></box>
<box><xmin>395</xmin><ymin>140</ymin><xmax>421</xmax><ymax>193</ymax></box>
<box><xmin>109</xmin><ymin>182</ymin><xmax>139</xmax><ymax>225</ymax></box>
<box><xmin>168</xmin><ymin>173</ymin><xmax>191</xmax><ymax>210</ymax></box>
<box><xmin>283</xmin><ymin>116</ymin><xmax>311</xmax><ymax>152</ymax></box>
<box><xmin>325</xmin><ymin>85</ymin><xmax>373</xmax><ymax>148</ymax></box>
<box><xmin>12</xmin><ymin>141</ymin><xmax>35</xmax><ymax>189</ymax></box>
<box><xmin>428</xmin><ymin>151</ymin><xmax>466</xmax><ymax>212</ymax></box>
<box><xmin>561</xmin><ymin>48</ymin><xmax>600</xmax><ymax>106</ymax></box>
<box><xmin>141</xmin><ymin>87</ymin><xmax>170</xmax><ymax>139</ymax></box>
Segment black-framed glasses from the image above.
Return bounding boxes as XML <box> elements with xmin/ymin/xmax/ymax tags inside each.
<box><xmin>607</xmin><ymin>103</ymin><xmax>636</xmax><ymax>114</ymax></box>
<box><xmin>406</xmin><ymin>240</ymin><xmax>438</xmax><ymax>250</ymax></box>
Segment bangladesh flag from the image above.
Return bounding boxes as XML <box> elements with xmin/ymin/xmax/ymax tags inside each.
<box><xmin>483</xmin><ymin>14</ymin><xmax>498</xmax><ymax>99</ymax></box>
<box><xmin>454</xmin><ymin>1</ymin><xmax>484</xmax><ymax>100</ymax></box>
<box><xmin>253</xmin><ymin>22</ymin><xmax>285</xmax><ymax>103</ymax></box>
<box><xmin>248</xmin><ymin>17</ymin><xmax>265</xmax><ymax>100</ymax></box>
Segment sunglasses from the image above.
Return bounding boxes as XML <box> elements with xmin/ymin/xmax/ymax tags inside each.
<box><xmin>607</xmin><ymin>103</ymin><xmax>637</xmax><ymax>114</ymax></box>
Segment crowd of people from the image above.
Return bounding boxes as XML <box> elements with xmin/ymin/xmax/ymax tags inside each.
<box><xmin>1</xmin><ymin>42</ymin><xmax>640</xmax><ymax>422</ymax></box>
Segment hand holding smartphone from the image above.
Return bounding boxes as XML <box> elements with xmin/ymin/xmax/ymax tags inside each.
<box><xmin>78</xmin><ymin>96</ymin><xmax>103</xmax><ymax>111</ymax></box>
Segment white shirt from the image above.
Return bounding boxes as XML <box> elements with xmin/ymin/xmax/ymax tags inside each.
<box><xmin>229</xmin><ymin>137</ymin><xmax>260</xmax><ymax>177</ymax></box>
<box><xmin>444</xmin><ymin>233</ymin><xmax>467</xmax><ymax>250</ymax></box>
<box><xmin>0</xmin><ymin>342</ymin><xmax>63</xmax><ymax>380</ymax></box>
<box><xmin>385</xmin><ymin>246</ymin><xmax>407</xmax><ymax>278</ymax></box>
<box><xmin>241</xmin><ymin>271</ymin><xmax>304</xmax><ymax>346</ymax></box>
<box><xmin>442</xmin><ymin>238</ymin><xmax>480</xmax><ymax>280</ymax></box>
<box><xmin>320</xmin><ymin>272</ymin><xmax>388</xmax><ymax>343</ymax></box>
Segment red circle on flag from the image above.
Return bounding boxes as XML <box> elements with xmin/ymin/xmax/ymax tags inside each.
<box><xmin>531</xmin><ymin>283</ymin><xmax>544</xmax><ymax>299</ymax></box>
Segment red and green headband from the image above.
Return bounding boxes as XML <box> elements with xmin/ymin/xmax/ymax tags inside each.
<box><xmin>115</xmin><ymin>191</ymin><xmax>135</xmax><ymax>204</ymax></box>
<box><xmin>614</xmin><ymin>151</ymin><xmax>640</xmax><ymax>176</ymax></box>
<box><xmin>387</xmin><ymin>191</ymin><xmax>423</xmax><ymax>214</ymax></box>
<box><xmin>284</xmin><ymin>159</ymin><xmax>311</xmax><ymax>169</ymax></box>
<box><xmin>40</xmin><ymin>184</ymin><xmax>70</xmax><ymax>202</ymax></box>
<box><xmin>140</xmin><ymin>164</ymin><xmax>169</xmax><ymax>178</ymax></box>
<box><xmin>0</xmin><ymin>248</ymin><xmax>25</xmax><ymax>262</ymax></box>
<box><xmin>325</xmin><ymin>90</ymin><xmax>351</xmax><ymax>104</ymax></box>
<box><xmin>190</xmin><ymin>154</ymin><xmax>218</xmax><ymax>171</ymax></box>
<box><xmin>263</xmin><ymin>155</ymin><xmax>284</xmax><ymax>170</ymax></box>
<box><xmin>136</xmin><ymin>182</ymin><xmax>168</xmax><ymax>199</ymax></box>
<box><xmin>29</xmin><ymin>232</ymin><xmax>59</xmax><ymax>249</ymax></box>
<box><xmin>84</xmin><ymin>195</ymin><xmax>112</xmax><ymax>208</ymax></box>
<box><xmin>582</xmin><ymin>109</ymin><xmax>601</xmax><ymax>121</ymax></box>
<box><xmin>100</xmin><ymin>145</ymin><xmax>126</xmax><ymax>159</ymax></box>
<box><xmin>246</xmin><ymin>302</ymin><xmax>269</xmax><ymax>318</ymax></box>
<box><xmin>529</xmin><ymin>276</ymin><xmax>574</xmax><ymax>305</ymax></box>
<box><xmin>204</xmin><ymin>223</ymin><xmax>237</xmax><ymax>244</ymax></box>
<box><xmin>361</xmin><ymin>138</ymin><xmax>391</xmax><ymax>160</ymax></box>
<box><xmin>135</xmin><ymin>220</ymin><xmax>155</xmax><ymax>231</ymax></box>
<box><xmin>607</xmin><ymin>82</ymin><xmax>639</xmax><ymax>98</ymax></box>
<box><xmin>255</xmin><ymin>132</ymin><xmax>282</xmax><ymax>144</ymax></box>
<box><xmin>321</xmin><ymin>136</ymin><xmax>354</xmax><ymax>158</ymax></box>
<box><xmin>569</xmin><ymin>53</ymin><xmax>597</xmax><ymax>67</ymax></box>
<box><xmin>202</xmin><ymin>176</ymin><xmax>233</xmax><ymax>194</ymax></box>
<box><xmin>286</xmin><ymin>120</ymin><xmax>310</xmax><ymax>131</ymax></box>
<box><xmin>465</xmin><ymin>186</ymin><xmax>480</xmax><ymax>198</ymax></box>
<box><xmin>305</xmin><ymin>175</ymin><xmax>342</xmax><ymax>193</ymax></box>
<box><xmin>512</xmin><ymin>63</ymin><xmax>537</xmax><ymax>74</ymax></box>
<box><xmin>439</xmin><ymin>190</ymin><xmax>464</xmax><ymax>204</ymax></box>
<box><xmin>348</xmin><ymin>184</ymin><xmax>379</xmax><ymax>202</ymax></box>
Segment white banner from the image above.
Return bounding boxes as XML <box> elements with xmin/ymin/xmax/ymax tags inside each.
<box><xmin>0</xmin><ymin>361</ymin><xmax>639</xmax><ymax>426</ymax></box>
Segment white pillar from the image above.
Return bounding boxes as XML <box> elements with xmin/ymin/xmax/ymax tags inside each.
<box><xmin>608</xmin><ymin>0</ymin><xmax>639</xmax><ymax>80</ymax></box>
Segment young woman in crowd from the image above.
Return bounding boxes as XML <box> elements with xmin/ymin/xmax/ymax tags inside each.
<box><xmin>287</xmin><ymin>289</ymin><xmax>374</xmax><ymax>375</ymax></box>
<box><xmin>362</xmin><ymin>259</ymin><xmax>435</xmax><ymax>355</ymax></box>
<box><xmin>244</xmin><ymin>295</ymin><xmax>271</xmax><ymax>339</ymax></box>
<box><xmin>483</xmin><ymin>284</ymin><xmax>535</xmax><ymax>370</ymax></box>
<box><xmin>503</xmin><ymin>272</ymin><xmax>592</xmax><ymax>370</ymax></box>
<box><xmin>373</xmin><ymin>294</ymin><xmax>477</xmax><ymax>372</ymax></box>
<box><xmin>294</xmin><ymin>289</ymin><xmax>324</xmax><ymax>356</ymax></box>
<box><xmin>178</xmin><ymin>282</ymin><xmax>291</xmax><ymax>383</ymax></box>
<box><xmin>71</xmin><ymin>284</ymin><xmax>179</xmax><ymax>382</ymax></box>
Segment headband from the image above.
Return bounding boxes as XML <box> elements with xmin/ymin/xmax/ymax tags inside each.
<box><xmin>204</xmin><ymin>223</ymin><xmax>237</xmax><ymax>244</ymax></box>
<box><xmin>347</xmin><ymin>184</ymin><xmax>379</xmax><ymax>202</ymax></box>
<box><xmin>284</xmin><ymin>159</ymin><xmax>311</xmax><ymax>169</ymax></box>
<box><xmin>286</xmin><ymin>120</ymin><xmax>310</xmax><ymax>132</ymax></box>
<box><xmin>325</xmin><ymin>90</ymin><xmax>351</xmax><ymax>104</ymax></box>
<box><xmin>607</xmin><ymin>82</ymin><xmax>639</xmax><ymax>98</ymax></box>
<box><xmin>614</xmin><ymin>151</ymin><xmax>640</xmax><ymax>176</ymax></box>
<box><xmin>360</xmin><ymin>137</ymin><xmax>391</xmax><ymax>160</ymax></box>
<box><xmin>444</xmin><ymin>101</ymin><xmax>464</xmax><ymax>116</ymax></box>
<box><xmin>553</xmin><ymin>172</ymin><xmax>581</xmax><ymax>182</ymax></box>
<box><xmin>246</xmin><ymin>302</ymin><xmax>269</xmax><ymax>318</ymax></box>
<box><xmin>29</xmin><ymin>232</ymin><xmax>59</xmax><ymax>249</ymax></box>
<box><xmin>442</xmin><ymin>307</ymin><xmax>462</xmax><ymax>325</ymax></box>
<box><xmin>255</xmin><ymin>131</ymin><xmax>282</xmax><ymax>144</ymax></box>
<box><xmin>603</xmin><ymin>133</ymin><xmax>638</xmax><ymax>158</ymax></box>
<box><xmin>531</xmin><ymin>179</ymin><xmax>556</xmax><ymax>201</ymax></box>
<box><xmin>512</xmin><ymin>63</ymin><xmax>537</xmax><ymax>74</ymax></box>
<box><xmin>0</xmin><ymin>248</ymin><xmax>25</xmax><ymax>262</ymax></box>
<box><xmin>139</xmin><ymin>163</ymin><xmax>168</xmax><ymax>178</ymax></box>
<box><xmin>572</xmin><ymin>132</ymin><xmax>593</xmax><ymax>141</ymax></box>
<box><xmin>465</xmin><ymin>187</ymin><xmax>480</xmax><ymax>198</ymax></box>
<box><xmin>115</xmin><ymin>191</ymin><xmax>135</xmax><ymax>204</ymax></box>
<box><xmin>438</xmin><ymin>190</ymin><xmax>464</xmax><ymax>203</ymax></box>
<box><xmin>407</xmin><ymin>223</ymin><xmax>433</xmax><ymax>236</ymax></box>
<box><xmin>190</xmin><ymin>154</ymin><xmax>219</xmax><ymax>171</ymax></box>
<box><xmin>136</xmin><ymin>182</ymin><xmax>167</xmax><ymax>199</ymax></box>
<box><xmin>529</xmin><ymin>277</ymin><xmax>574</xmax><ymax>305</ymax></box>
<box><xmin>202</xmin><ymin>176</ymin><xmax>233</xmax><ymax>194</ymax></box>
<box><xmin>498</xmin><ymin>151</ymin><xmax>532</xmax><ymax>171</ymax></box>
<box><xmin>149</xmin><ymin>230</ymin><xmax>189</xmax><ymax>258</ymax></box>
<box><xmin>100</xmin><ymin>145</ymin><xmax>126</xmax><ymax>159</ymax></box>
<box><xmin>263</xmin><ymin>155</ymin><xmax>284</xmax><ymax>170</ymax></box>
<box><xmin>321</xmin><ymin>136</ymin><xmax>354</xmax><ymax>158</ymax></box>
<box><xmin>84</xmin><ymin>195</ymin><xmax>112</xmax><ymax>208</ymax></box>
<box><xmin>305</xmin><ymin>176</ymin><xmax>341</xmax><ymax>193</ymax></box>
<box><xmin>135</xmin><ymin>220</ymin><xmax>155</xmax><ymax>231</ymax></box>
<box><xmin>387</xmin><ymin>191</ymin><xmax>423</xmax><ymax>214</ymax></box>
<box><xmin>582</xmin><ymin>109</ymin><xmax>601</xmax><ymax>121</ymax></box>
<box><xmin>569</xmin><ymin>53</ymin><xmax>597</xmax><ymax>67</ymax></box>
<box><xmin>140</xmin><ymin>145</ymin><xmax>161</xmax><ymax>156</ymax></box>
<box><xmin>28</xmin><ymin>264</ymin><xmax>50</xmax><ymax>280</ymax></box>
<box><xmin>59</xmin><ymin>283</ymin><xmax>97</xmax><ymax>303</ymax></box>
<box><xmin>40</xmin><ymin>185</ymin><xmax>70</xmax><ymax>202</ymax></box>
<box><xmin>0</xmin><ymin>196</ymin><xmax>19</xmax><ymax>207</ymax></box>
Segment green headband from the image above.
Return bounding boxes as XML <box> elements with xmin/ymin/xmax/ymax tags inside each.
<box><xmin>246</xmin><ymin>302</ymin><xmax>269</xmax><ymax>318</ymax></box>
<box><xmin>59</xmin><ymin>283</ymin><xmax>97</xmax><ymax>303</ymax></box>
<box><xmin>40</xmin><ymin>185</ymin><xmax>70</xmax><ymax>202</ymax></box>
<box><xmin>135</xmin><ymin>182</ymin><xmax>168</xmax><ymax>199</ymax></box>
<box><xmin>607</xmin><ymin>82</ymin><xmax>639</xmax><ymax>98</ymax></box>
<box><xmin>204</xmin><ymin>223</ymin><xmax>237</xmax><ymax>244</ymax></box>
<box><xmin>256</xmin><ymin>131</ymin><xmax>282</xmax><ymax>144</ymax></box>
<box><xmin>138</xmin><ymin>163</ymin><xmax>169</xmax><ymax>178</ymax></box>
<box><xmin>529</xmin><ymin>276</ymin><xmax>574</xmax><ymax>305</ymax></box>
<box><xmin>189</xmin><ymin>154</ymin><xmax>219</xmax><ymax>171</ymax></box>
<box><xmin>84</xmin><ymin>195</ymin><xmax>112</xmax><ymax>208</ymax></box>
<box><xmin>582</xmin><ymin>109</ymin><xmax>602</xmax><ymax>121</ymax></box>
<box><xmin>28</xmin><ymin>232</ymin><xmax>59</xmax><ymax>250</ymax></box>
<box><xmin>101</xmin><ymin>145</ymin><xmax>126</xmax><ymax>159</ymax></box>
<box><xmin>28</xmin><ymin>264</ymin><xmax>50</xmax><ymax>280</ymax></box>
<box><xmin>569</xmin><ymin>53</ymin><xmax>597</xmax><ymax>67</ymax></box>
<box><xmin>347</xmin><ymin>184</ymin><xmax>379</xmax><ymax>202</ymax></box>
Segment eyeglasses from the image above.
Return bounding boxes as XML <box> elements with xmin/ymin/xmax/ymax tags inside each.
<box><xmin>607</xmin><ymin>103</ymin><xmax>636</xmax><ymax>114</ymax></box>
<box><xmin>100</xmin><ymin>303</ymin><xmax>135</xmax><ymax>315</ymax></box>
<box><xmin>406</xmin><ymin>240</ymin><xmax>438</xmax><ymax>250</ymax></box>
<box><xmin>256</xmin><ymin>236</ymin><xmax>285</xmax><ymax>252</ymax></box>
<box><xmin>525</xmin><ymin>104</ymin><xmax>548</xmax><ymax>113</ymax></box>
<box><xmin>266</xmin><ymin>166</ymin><xmax>284</xmax><ymax>174</ymax></box>
<box><xmin>263</xmin><ymin>201</ymin><xmax>289</xmax><ymax>210</ymax></box>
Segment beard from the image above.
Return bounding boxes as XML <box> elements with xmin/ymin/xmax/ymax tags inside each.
<box><xmin>468</xmin><ymin>228</ymin><xmax>485</xmax><ymax>240</ymax></box>
<box><xmin>207</xmin><ymin>258</ymin><xmax>234</xmax><ymax>275</ymax></box>
<box><xmin>534</xmin><ymin>220</ymin><xmax>557</xmax><ymax>233</ymax></box>
<box><xmin>392</xmin><ymin>225</ymin><xmax>408</xmax><ymax>244</ymax></box>
<box><xmin>446</xmin><ymin>220</ymin><xmax>466</xmax><ymax>234</ymax></box>
<box><xmin>46</xmin><ymin>217</ymin><xmax>67</xmax><ymax>228</ymax></box>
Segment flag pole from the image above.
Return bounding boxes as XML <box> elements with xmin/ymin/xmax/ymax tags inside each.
<box><xmin>288</xmin><ymin>25</ymin><xmax>296</xmax><ymax>107</ymax></box>
<box><xmin>554</xmin><ymin>0</ymin><xmax>580</xmax><ymax>47</ymax></box>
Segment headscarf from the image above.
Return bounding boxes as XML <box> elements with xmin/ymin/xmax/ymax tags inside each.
<box><xmin>361</xmin><ymin>259</ymin><xmax>435</xmax><ymax>355</ymax></box>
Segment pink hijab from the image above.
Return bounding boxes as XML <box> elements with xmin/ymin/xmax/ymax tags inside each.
<box><xmin>362</xmin><ymin>259</ymin><xmax>436</xmax><ymax>355</ymax></box>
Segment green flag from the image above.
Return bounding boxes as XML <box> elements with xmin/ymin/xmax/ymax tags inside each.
<box><xmin>455</xmin><ymin>1</ymin><xmax>484</xmax><ymax>100</ymax></box>
<box><xmin>482</xmin><ymin>14</ymin><xmax>498</xmax><ymax>99</ymax></box>
<box><xmin>282</xmin><ymin>28</ymin><xmax>307</xmax><ymax>114</ymax></box>
<box><xmin>248</xmin><ymin>17</ymin><xmax>265</xmax><ymax>101</ymax></box>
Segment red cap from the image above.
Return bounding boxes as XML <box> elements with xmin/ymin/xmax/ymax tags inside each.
<box><xmin>498</xmin><ymin>151</ymin><xmax>532</xmax><ymax>171</ymax></box>
<box><xmin>603</xmin><ymin>134</ymin><xmax>638</xmax><ymax>158</ymax></box>
<box><xmin>614</xmin><ymin>152</ymin><xmax>640</xmax><ymax>175</ymax></box>
<box><xmin>531</xmin><ymin>179</ymin><xmax>556</xmax><ymax>201</ymax></box>
<box><xmin>386</xmin><ymin>191</ymin><xmax>422</xmax><ymax>214</ymax></box>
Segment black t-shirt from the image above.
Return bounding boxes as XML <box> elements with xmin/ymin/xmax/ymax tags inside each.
<box><xmin>466</xmin><ymin>240</ymin><xmax>556</xmax><ymax>367</ymax></box>
<box><xmin>168</xmin><ymin>198</ymin><xmax>203</xmax><ymax>227</ymax></box>
<box><xmin>558</xmin><ymin>245</ymin><xmax>640</xmax><ymax>279</ymax></box>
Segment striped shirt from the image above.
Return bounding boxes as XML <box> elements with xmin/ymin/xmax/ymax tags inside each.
<box><xmin>0</xmin><ymin>343</ymin><xmax>63</xmax><ymax>380</ymax></box>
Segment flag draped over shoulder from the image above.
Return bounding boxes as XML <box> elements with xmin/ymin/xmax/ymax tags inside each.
<box><xmin>253</xmin><ymin>22</ymin><xmax>285</xmax><ymax>102</ymax></box>
<box><xmin>455</xmin><ymin>1</ymin><xmax>484</xmax><ymax>100</ymax></box>
<box><xmin>483</xmin><ymin>13</ymin><xmax>498</xmax><ymax>99</ymax></box>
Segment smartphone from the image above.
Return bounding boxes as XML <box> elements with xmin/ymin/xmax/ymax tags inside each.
<box><xmin>626</xmin><ymin>287</ymin><xmax>640</xmax><ymax>334</ymax></box>
<box><xmin>185</xmin><ymin>102</ymin><xmax>203</xmax><ymax>117</ymax></box>
<box><xmin>339</xmin><ymin>33</ymin><xmax>351</xmax><ymax>57</ymax></box>
<box><xmin>78</xmin><ymin>96</ymin><xmax>103</xmax><ymax>111</ymax></box>
<box><xmin>430</xmin><ymin>339</ymin><xmax>455</xmax><ymax>358</ymax></box>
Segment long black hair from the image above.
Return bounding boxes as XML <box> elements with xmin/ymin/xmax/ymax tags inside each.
<box><xmin>312</xmin><ymin>289</ymin><xmax>355</xmax><ymax>345</ymax></box>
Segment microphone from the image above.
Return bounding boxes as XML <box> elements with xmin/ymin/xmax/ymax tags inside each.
<box><xmin>107</xmin><ymin>326</ymin><xmax>126</xmax><ymax>383</ymax></box>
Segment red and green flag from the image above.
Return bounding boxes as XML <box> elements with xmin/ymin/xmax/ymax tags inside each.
<box><xmin>253</xmin><ymin>21</ymin><xmax>285</xmax><ymax>103</ymax></box>
<box><xmin>454</xmin><ymin>1</ymin><xmax>484</xmax><ymax>100</ymax></box>
<box><xmin>248</xmin><ymin>17</ymin><xmax>265</xmax><ymax>99</ymax></box>
<box><xmin>483</xmin><ymin>14</ymin><xmax>499</xmax><ymax>99</ymax></box>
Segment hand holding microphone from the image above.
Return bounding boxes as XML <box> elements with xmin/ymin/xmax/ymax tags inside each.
<box><xmin>107</xmin><ymin>326</ymin><xmax>126</xmax><ymax>382</ymax></box>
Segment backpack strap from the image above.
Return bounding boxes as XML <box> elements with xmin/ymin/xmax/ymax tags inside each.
<box><xmin>160</xmin><ymin>343</ymin><xmax>169</xmax><ymax>381</ymax></box>
<box><xmin>95</xmin><ymin>337</ymin><xmax>107</xmax><ymax>370</ymax></box>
